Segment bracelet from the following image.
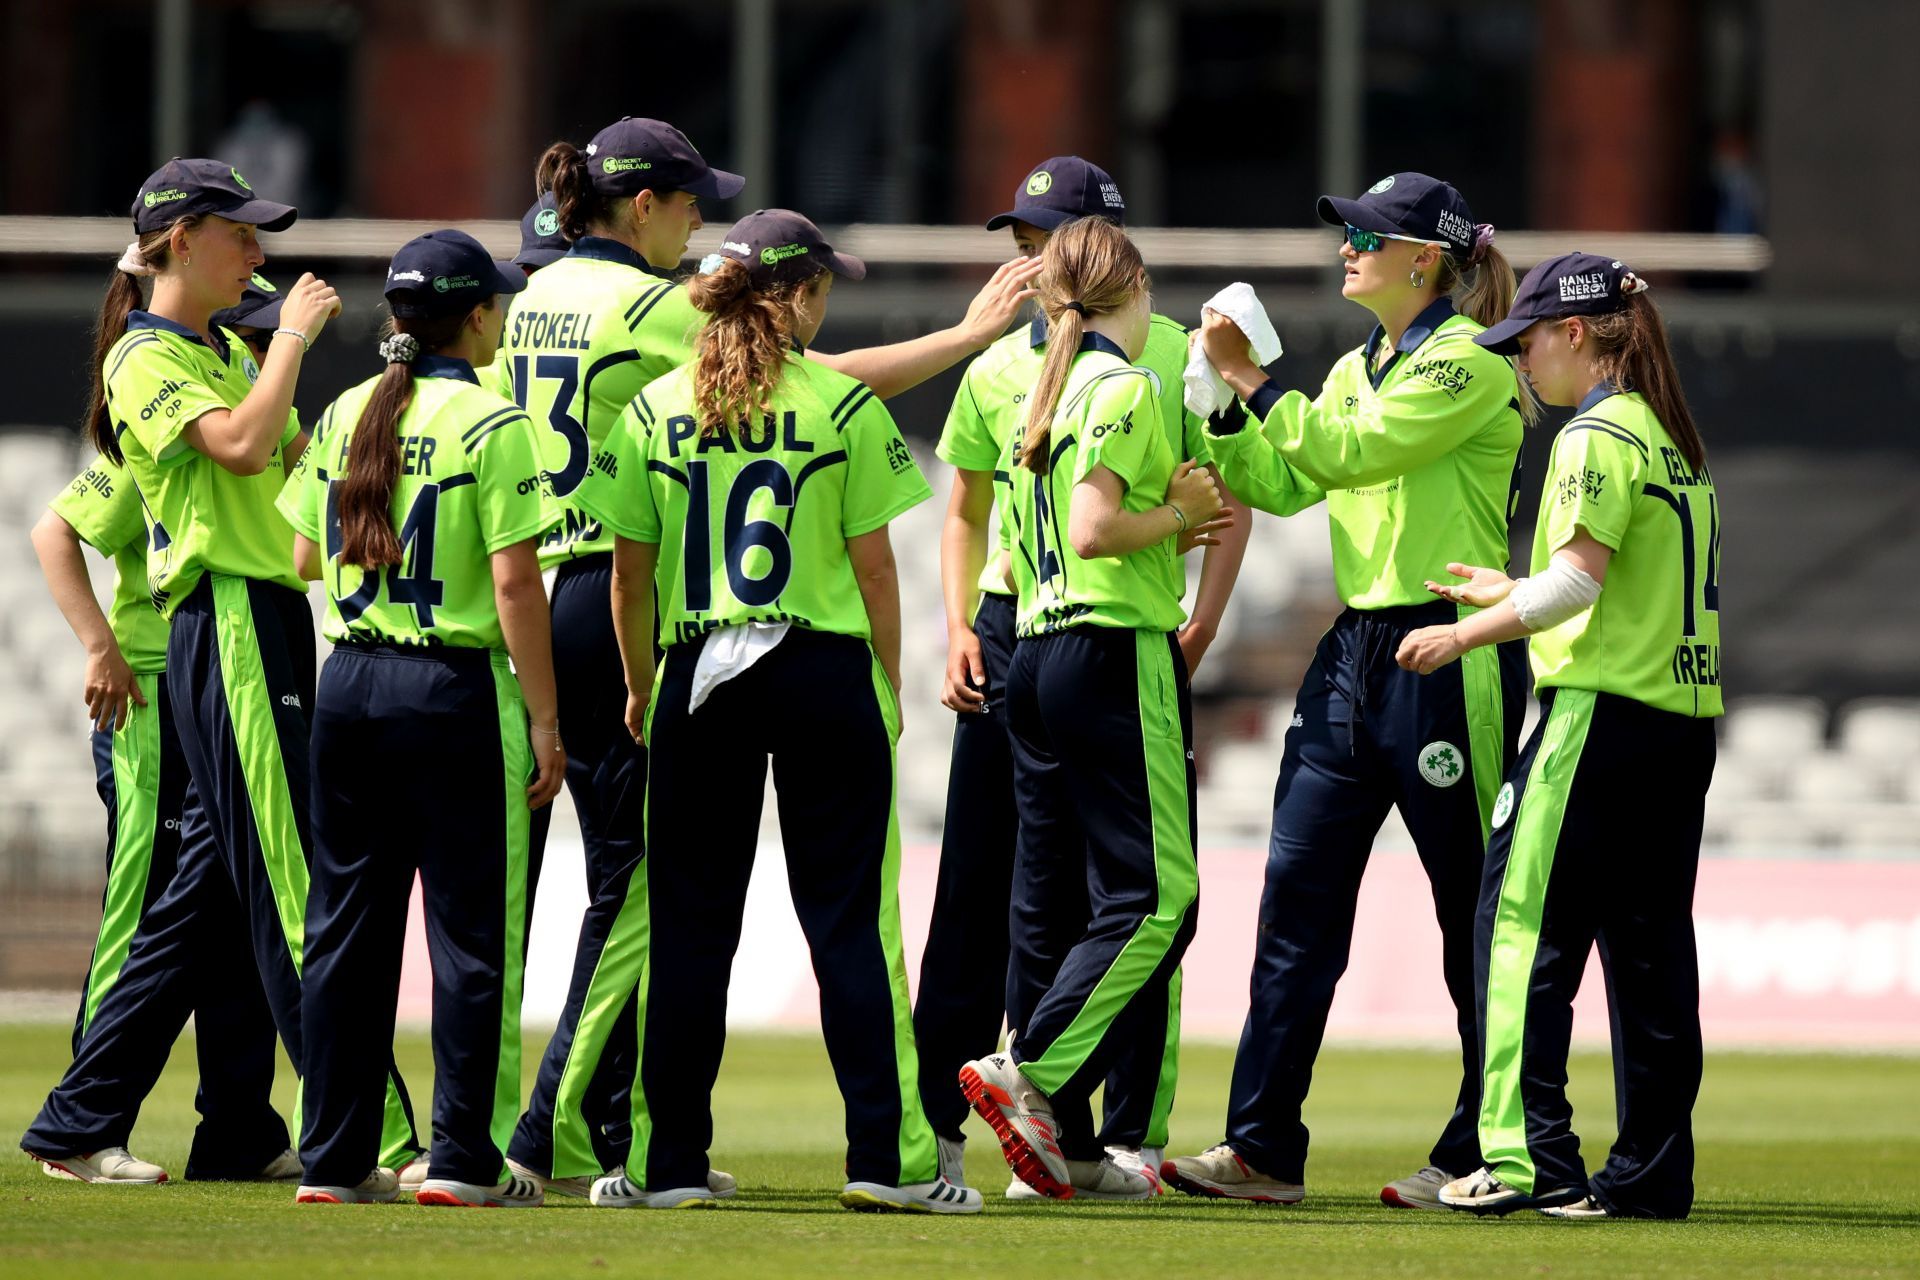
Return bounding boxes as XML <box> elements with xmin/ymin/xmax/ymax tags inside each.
<box><xmin>1165</xmin><ymin>503</ymin><xmax>1189</xmax><ymax>533</ymax></box>
<box><xmin>272</xmin><ymin>327</ymin><xmax>310</xmax><ymax>354</ymax></box>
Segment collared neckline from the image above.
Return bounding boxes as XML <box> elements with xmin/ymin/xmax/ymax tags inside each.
<box><xmin>413</xmin><ymin>354</ymin><xmax>479</xmax><ymax>384</ymax></box>
<box><xmin>1575</xmin><ymin>378</ymin><xmax>1623</xmax><ymax>415</ymax></box>
<box><xmin>127</xmin><ymin>310</ymin><xmax>232</xmax><ymax>364</ymax></box>
<box><xmin>1029</xmin><ymin>314</ymin><xmax>1050</xmax><ymax>349</ymax></box>
<box><xmin>1078</xmin><ymin>331</ymin><xmax>1129</xmax><ymax>360</ymax></box>
<box><xmin>567</xmin><ymin>235</ymin><xmax>675</xmax><ymax>280</ymax></box>
<box><xmin>1362</xmin><ymin>296</ymin><xmax>1457</xmax><ymax>390</ymax></box>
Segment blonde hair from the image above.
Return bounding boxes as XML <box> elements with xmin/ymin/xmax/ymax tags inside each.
<box><xmin>1019</xmin><ymin>218</ymin><xmax>1148</xmax><ymax>474</ymax></box>
<box><xmin>1583</xmin><ymin>292</ymin><xmax>1706</xmax><ymax>472</ymax></box>
<box><xmin>1433</xmin><ymin>240</ymin><xmax>1541</xmax><ymax>426</ymax></box>
<box><xmin>685</xmin><ymin>258</ymin><xmax>816</xmax><ymax>434</ymax></box>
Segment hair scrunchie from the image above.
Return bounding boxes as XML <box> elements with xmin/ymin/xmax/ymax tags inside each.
<box><xmin>379</xmin><ymin>332</ymin><xmax>421</xmax><ymax>365</ymax></box>
<box><xmin>117</xmin><ymin>240</ymin><xmax>158</xmax><ymax>278</ymax></box>
<box><xmin>1468</xmin><ymin>223</ymin><xmax>1496</xmax><ymax>265</ymax></box>
<box><xmin>697</xmin><ymin>252</ymin><xmax>727</xmax><ymax>275</ymax></box>
<box><xmin>1619</xmin><ymin>270</ymin><xmax>1652</xmax><ymax>296</ymax></box>
<box><xmin>1061</xmin><ymin>300</ymin><xmax>1088</xmax><ymax>317</ymax></box>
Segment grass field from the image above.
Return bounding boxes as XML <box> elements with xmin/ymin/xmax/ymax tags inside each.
<box><xmin>0</xmin><ymin>1022</ymin><xmax>1916</xmax><ymax>1278</ymax></box>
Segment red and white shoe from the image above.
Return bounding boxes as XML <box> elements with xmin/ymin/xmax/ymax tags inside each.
<box><xmin>415</xmin><ymin>1171</ymin><xmax>543</xmax><ymax>1208</ymax></box>
<box><xmin>294</xmin><ymin>1167</ymin><xmax>399</xmax><ymax>1204</ymax></box>
<box><xmin>35</xmin><ymin>1147</ymin><xmax>167</xmax><ymax>1185</ymax></box>
<box><xmin>957</xmin><ymin>1054</ymin><xmax>1072</xmax><ymax>1200</ymax></box>
<box><xmin>1161</xmin><ymin>1144</ymin><xmax>1304</xmax><ymax>1204</ymax></box>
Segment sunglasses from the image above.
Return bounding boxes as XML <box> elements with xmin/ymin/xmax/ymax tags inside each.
<box><xmin>236</xmin><ymin>330</ymin><xmax>275</xmax><ymax>356</ymax></box>
<box><xmin>1344</xmin><ymin>223</ymin><xmax>1440</xmax><ymax>253</ymax></box>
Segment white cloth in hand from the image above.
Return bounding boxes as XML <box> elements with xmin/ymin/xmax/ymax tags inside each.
<box><xmin>1182</xmin><ymin>282</ymin><xmax>1283</xmax><ymax>419</ymax></box>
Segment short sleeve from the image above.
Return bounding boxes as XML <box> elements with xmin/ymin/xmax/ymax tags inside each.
<box><xmin>576</xmin><ymin>394</ymin><xmax>662</xmax><ymax>544</ymax></box>
<box><xmin>469</xmin><ymin>404</ymin><xmax>552</xmax><ymax>554</ymax></box>
<box><xmin>1541</xmin><ymin>420</ymin><xmax>1647</xmax><ymax>553</ymax></box>
<box><xmin>1069</xmin><ymin>370</ymin><xmax>1159</xmax><ymax>490</ymax></box>
<box><xmin>274</xmin><ymin>410</ymin><xmax>328</xmax><ymax>543</ymax></box>
<box><xmin>935</xmin><ymin>362</ymin><xmax>1002</xmax><ymax>472</ymax></box>
<box><xmin>109</xmin><ymin>336</ymin><xmax>227</xmax><ymax>466</ymax></box>
<box><xmin>841</xmin><ymin>389</ymin><xmax>932</xmax><ymax>537</ymax></box>
<box><xmin>49</xmin><ymin>456</ymin><xmax>144</xmax><ymax>558</ymax></box>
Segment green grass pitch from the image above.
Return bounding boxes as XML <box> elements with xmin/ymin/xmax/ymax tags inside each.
<box><xmin>1</xmin><ymin>1023</ymin><xmax>1915</xmax><ymax>1277</ymax></box>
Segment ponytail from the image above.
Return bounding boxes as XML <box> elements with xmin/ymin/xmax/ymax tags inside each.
<box><xmin>1585</xmin><ymin>292</ymin><xmax>1706</xmax><ymax>473</ymax></box>
<box><xmin>87</xmin><ymin>219</ymin><xmax>197</xmax><ymax>462</ymax></box>
<box><xmin>1437</xmin><ymin>239</ymin><xmax>1542</xmax><ymax>427</ymax></box>
<box><xmin>536</xmin><ymin>140</ymin><xmax>622</xmax><ymax>243</ymax></box>
<box><xmin>335</xmin><ymin>306</ymin><xmax>477</xmax><ymax>568</ymax></box>
<box><xmin>1019</xmin><ymin>217</ymin><xmax>1148</xmax><ymax>475</ymax></box>
<box><xmin>685</xmin><ymin>258</ymin><xmax>811</xmax><ymax>435</ymax></box>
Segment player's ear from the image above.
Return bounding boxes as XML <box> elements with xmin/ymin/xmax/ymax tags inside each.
<box><xmin>630</xmin><ymin>189</ymin><xmax>653</xmax><ymax>226</ymax></box>
<box><xmin>1564</xmin><ymin>317</ymin><xmax>1586</xmax><ymax>351</ymax></box>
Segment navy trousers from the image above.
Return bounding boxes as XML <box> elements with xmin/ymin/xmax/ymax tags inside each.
<box><xmin>1224</xmin><ymin>601</ymin><xmax>1525</xmax><ymax>1183</ymax></box>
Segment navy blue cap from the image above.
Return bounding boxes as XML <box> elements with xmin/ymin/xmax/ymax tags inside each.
<box><xmin>986</xmin><ymin>156</ymin><xmax>1127</xmax><ymax>232</ymax></box>
<box><xmin>132</xmin><ymin>158</ymin><xmax>297</xmax><ymax>234</ymax></box>
<box><xmin>1318</xmin><ymin>172</ymin><xmax>1479</xmax><ymax>259</ymax></box>
<box><xmin>712</xmin><ymin>209</ymin><xmax>865</xmax><ymax>286</ymax></box>
<box><xmin>384</xmin><ymin>230</ymin><xmax>526</xmax><ymax>319</ymax></box>
<box><xmin>585</xmin><ymin>118</ymin><xmax>745</xmax><ymax>202</ymax></box>
<box><xmin>514</xmin><ymin>193</ymin><xmax>569</xmax><ymax>269</ymax></box>
<box><xmin>1475</xmin><ymin>252</ymin><xmax>1650</xmax><ymax>355</ymax></box>
<box><xmin>211</xmin><ymin>273</ymin><xmax>284</xmax><ymax>331</ymax></box>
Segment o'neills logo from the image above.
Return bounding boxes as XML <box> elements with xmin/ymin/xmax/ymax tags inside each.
<box><xmin>1558</xmin><ymin>270</ymin><xmax>1610</xmax><ymax>303</ymax></box>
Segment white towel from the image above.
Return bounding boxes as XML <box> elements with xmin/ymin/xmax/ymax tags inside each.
<box><xmin>689</xmin><ymin>620</ymin><xmax>792</xmax><ymax>712</ymax></box>
<box><xmin>1182</xmin><ymin>282</ymin><xmax>1284</xmax><ymax>419</ymax></box>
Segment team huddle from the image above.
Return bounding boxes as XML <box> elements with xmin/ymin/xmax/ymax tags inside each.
<box><xmin>19</xmin><ymin>114</ymin><xmax>1722</xmax><ymax>1223</ymax></box>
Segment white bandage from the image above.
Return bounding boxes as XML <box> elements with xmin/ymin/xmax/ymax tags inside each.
<box><xmin>1509</xmin><ymin>558</ymin><xmax>1601</xmax><ymax>632</ymax></box>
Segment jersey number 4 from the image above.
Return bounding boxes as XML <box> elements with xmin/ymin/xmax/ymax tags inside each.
<box><xmin>1644</xmin><ymin>483</ymin><xmax>1721</xmax><ymax>638</ymax></box>
<box><xmin>324</xmin><ymin>483</ymin><xmax>446</xmax><ymax>628</ymax></box>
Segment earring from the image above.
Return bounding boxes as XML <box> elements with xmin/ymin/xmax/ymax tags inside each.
<box><xmin>1409</xmin><ymin>269</ymin><xmax>1424</xmax><ymax>288</ymax></box>
<box><xmin>182</xmin><ymin>256</ymin><xmax>192</xmax><ymax>267</ymax></box>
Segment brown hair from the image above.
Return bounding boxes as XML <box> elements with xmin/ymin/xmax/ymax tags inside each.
<box><xmin>334</xmin><ymin>304</ymin><xmax>485</xmax><ymax>568</ymax></box>
<box><xmin>1019</xmin><ymin>218</ymin><xmax>1148</xmax><ymax>474</ymax></box>
<box><xmin>1434</xmin><ymin>240</ymin><xmax>1542</xmax><ymax>427</ymax></box>
<box><xmin>535</xmin><ymin>141</ymin><xmax>628</xmax><ymax>243</ymax></box>
<box><xmin>684</xmin><ymin>257</ymin><xmax>816</xmax><ymax>434</ymax></box>
<box><xmin>1582</xmin><ymin>292</ymin><xmax>1706</xmax><ymax>472</ymax></box>
<box><xmin>88</xmin><ymin>217</ymin><xmax>200</xmax><ymax>462</ymax></box>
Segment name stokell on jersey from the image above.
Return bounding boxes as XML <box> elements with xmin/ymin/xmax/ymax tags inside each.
<box><xmin>1526</xmin><ymin>387</ymin><xmax>1724</xmax><ymax>718</ymax></box>
<box><xmin>578</xmin><ymin>354</ymin><xmax>931</xmax><ymax>647</ymax></box>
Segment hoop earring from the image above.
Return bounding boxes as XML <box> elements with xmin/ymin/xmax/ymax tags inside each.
<box><xmin>1409</xmin><ymin>269</ymin><xmax>1424</xmax><ymax>288</ymax></box>
<box><xmin>182</xmin><ymin>256</ymin><xmax>192</xmax><ymax>267</ymax></box>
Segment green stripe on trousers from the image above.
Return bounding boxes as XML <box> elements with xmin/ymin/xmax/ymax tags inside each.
<box><xmin>1455</xmin><ymin>611</ymin><xmax>1507</xmax><ymax>846</ymax></box>
<box><xmin>491</xmin><ymin>656</ymin><xmax>533</xmax><ymax>1178</ymax></box>
<box><xmin>1023</xmin><ymin>630</ymin><xmax>1199</xmax><ymax>1097</ymax></box>
<box><xmin>81</xmin><ymin>671</ymin><xmax>165</xmax><ymax>1034</ymax></box>
<box><xmin>1478</xmin><ymin>688</ymin><xmax>1596</xmax><ymax>1194</ymax></box>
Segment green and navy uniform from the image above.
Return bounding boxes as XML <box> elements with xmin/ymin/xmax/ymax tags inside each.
<box><xmin>999</xmin><ymin>331</ymin><xmax>1200</xmax><ymax>1161</ymax></box>
<box><xmin>1204</xmin><ymin>297</ymin><xmax>1527</xmax><ymax>1183</ymax></box>
<box><xmin>282</xmin><ymin>355</ymin><xmax>548</xmax><ymax>1191</ymax></box>
<box><xmin>1474</xmin><ymin>384</ymin><xmax>1720</xmax><ymax>1218</ymax></box>
<box><xmin>491</xmin><ymin>236</ymin><xmax>703</xmax><ymax>1170</ymax></box>
<box><xmin>915</xmin><ymin>313</ymin><xmax>1201</xmax><ymax>1152</ymax></box>
<box><xmin>22</xmin><ymin>313</ymin><xmax>421</xmax><ymax>1172</ymax></box>
<box><xmin>511</xmin><ymin>352</ymin><xmax>938</xmax><ymax>1192</ymax></box>
<box><xmin>21</xmin><ymin>453</ymin><xmax>287</xmax><ymax>1180</ymax></box>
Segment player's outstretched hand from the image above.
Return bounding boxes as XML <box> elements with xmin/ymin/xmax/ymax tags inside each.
<box><xmin>1396</xmin><ymin>624</ymin><xmax>1464</xmax><ymax>675</ymax></box>
<box><xmin>956</xmin><ymin>257</ymin><xmax>1045</xmax><ymax>350</ymax></box>
<box><xmin>1177</xmin><ymin>505</ymin><xmax>1234</xmax><ymax>556</ymax></box>
<box><xmin>942</xmin><ymin>627</ymin><xmax>989</xmax><ymax>713</ymax></box>
<box><xmin>84</xmin><ymin>644</ymin><xmax>146</xmax><ymax>733</ymax></box>
<box><xmin>1426</xmin><ymin>562</ymin><xmax>1515</xmax><ymax>608</ymax></box>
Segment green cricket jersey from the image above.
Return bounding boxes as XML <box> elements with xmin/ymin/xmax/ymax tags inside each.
<box><xmin>49</xmin><ymin>454</ymin><xmax>169</xmax><ymax>673</ymax></box>
<box><xmin>279</xmin><ymin>356</ymin><xmax>550</xmax><ymax>649</ymax></box>
<box><xmin>1007</xmin><ymin>334</ymin><xmax>1187</xmax><ymax>637</ymax></box>
<box><xmin>1527</xmin><ymin>385</ymin><xmax>1723</xmax><ymax>718</ymax></box>
<box><xmin>487</xmin><ymin>237</ymin><xmax>705</xmax><ymax>568</ymax></box>
<box><xmin>579</xmin><ymin>353</ymin><xmax>932</xmax><ymax>647</ymax></box>
<box><xmin>1207</xmin><ymin>298</ymin><xmax>1521</xmax><ymax>609</ymax></box>
<box><xmin>938</xmin><ymin>312</ymin><xmax>1209</xmax><ymax>601</ymax></box>
<box><xmin>105</xmin><ymin>312</ymin><xmax>305</xmax><ymax>614</ymax></box>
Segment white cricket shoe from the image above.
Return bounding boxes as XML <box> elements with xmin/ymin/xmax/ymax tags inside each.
<box><xmin>1104</xmin><ymin>1146</ymin><xmax>1165</xmax><ymax>1195</ymax></box>
<box><xmin>505</xmin><ymin>1157</ymin><xmax>594</xmax><ymax>1199</ymax></box>
<box><xmin>841</xmin><ymin>1176</ymin><xmax>983</xmax><ymax>1214</ymax></box>
<box><xmin>935</xmin><ymin>1135</ymin><xmax>966</xmax><ymax>1188</ymax></box>
<box><xmin>256</xmin><ymin>1148</ymin><xmax>302</xmax><ymax>1181</ymax></box>
<box><xmin>397</xmin><ymin>1152</ymin><xmax>430</xmax><ymax>1190</ymax></box>
<box><xmin>1381</xmin><ymin>1165</ymin><xmax>1454</xmax><ymax>1210</ymax></box>
<box><xmin>1539</xmin><ymin>1195</ymin><xmax>1611</xmax><ymax>1219</ymax></box>
<box><xmin>1161</xmin><ymin>1144</ymin><xmax>1304</xmax><ymax>1204</ymax></box>
<box><xmin>1439</xmin><ymin>1165</ymin><xmax>1586</xmax><ymax>1215</ymax></box>
<box><xmin>416</xmin><ymin>1171</ymin><xmax>544</xmax><ymax>1208</ymax></box>
<box><xmin>36</xmin><ymin>1147</ymin><xmax>168</xmax><ymax>1185</ymax></box>
<box><xmin>589</xmin><ymin>1171</ymin><xmax>716</xmax><ymax>1209</ymax></box>
<box><xmin>295</xmin><ymin>1167</ymin><xmax>400</xmax><ymax>1204</ymax></box>
<box><xmin>958</xmin><ymin>1054</ymin><xmax>1072</xmax><ymax>1199</ymax></box>
<box><xmin>707</xmin><ymin>1167</ymin><xmax>738</xmax><ymax>1198</ymax></box>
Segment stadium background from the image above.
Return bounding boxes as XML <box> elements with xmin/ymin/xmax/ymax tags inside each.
<box><xmin>0</xmin><ymin>0</ymin><xmax>1915</xmax><ymax>1051</ymax></box>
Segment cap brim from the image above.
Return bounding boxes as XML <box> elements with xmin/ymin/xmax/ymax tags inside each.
<box><xmin>984</xmin><ymin>206</ymin><xmax>1076</xmax><ymax>233</ymax></box>
<box><xmin>513</xmin><ymin>247</ymin><xmax>567</xmax><ymax>270</ymax></box>
<box><xmin>223</xmin><ymin>198</ymin><xmax>298</xmax><ymax>233</ymax></box>
<box><xmin>1473</xmin><ymin>312</ymin><xmax>1538</xmax><ymax>356</ymax></box>
<box><xmin>1316</xmin><ymin>195</ymin><xmax>1406</xmax><ymax>237</ymax></box>
<box><xmin>684</xmin><ymin>168</ymin><xmax>747</xmax><ymax>200</ymax></box>
<box><xmin>486</xmin><ymin>259</ymin><xmax>529</xmax><ymax>295</ymax></box>
<box><xmin>823</xmin><ymin>249</ymin><xmax>866</xmax><ymax>281</ymax></box>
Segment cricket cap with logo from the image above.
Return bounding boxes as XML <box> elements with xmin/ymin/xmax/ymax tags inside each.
<box><xmin>1317</xmin><ymin>172</ymin><xmax>1482</xmax><ymax>259</ymax></box>
<box><xmin>514</xmin><ymin>192</ymin><xmax>569</xmax><ymax>269</ymax></box>
<box><xmin>583</xmin><ymin>117</ymin><xmax>745</xmax><ymax>201</ymax></box>
<box><xmin>383</xmin><ymin>230</ymin><xmax>526</xmax><ymax>319</ymax></box>
<box><xmin>708</xmin><ymin>209</ymin><xmax>865</xmax><ymax>286</ymax></box>
<box><xmin>1474</xmin><ymin>252</ymin><xmax>1652</xmax><ymax>354</ymax></box>
<box><xmin>131</xmin><ymin>158</ymin><xmax>297</xmax><ymax>233</ymax></box>
<box><xmin>985</xmin><ymin>156</ymin><xmax>1128</xmax><ymax>232</ymax></box>
<box><xmin>211</xmin><ymin>273</ymin><xmax>285</xmax><ymax>331</ymax></box>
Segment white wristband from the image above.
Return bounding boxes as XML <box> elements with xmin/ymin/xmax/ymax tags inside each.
<box><xmin>1509</xmin><ymin>558</ymin><xmax>1602</xmax><ymax>631</ymax></box>
<box><xmin>272</xmin><ymin>326</ymin><xmax>310</xmax><ymax>354</ymax></box>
